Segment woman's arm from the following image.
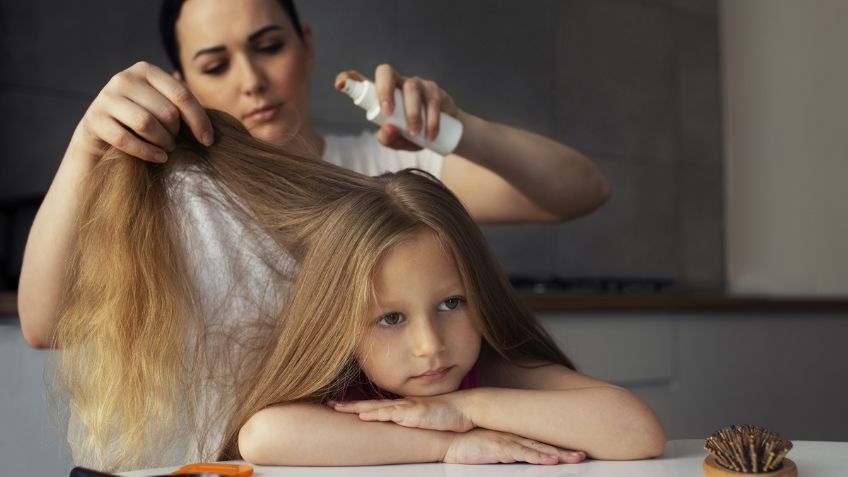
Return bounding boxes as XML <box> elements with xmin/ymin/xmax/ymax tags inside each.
<box><xmin>443</xmin><ymin>111</ymin><xmax>610</xmax><ymax>223</ymax></box>
<box><xmin>335</xmin><ymin>65</ymin><xmax>610</xmax><ymax>224</ymax></box>
<box><xmin>17</xmin><ymin>135</ymin><xmax>96</xmax><ymax>348</ymax></box>
<box><xmin>335</xmin><ymin>363</ymin><xmax>666</xmax><ymax>461</ymax></box>
<box><xmin>17</xmin><ymin>61</ymin><xmax>211</xmax><ymax>348</ymax></box>
<box><xmin>238</xmin><ymin>402</ymin><xmax>586</xmax><ymax>466</ymax></box>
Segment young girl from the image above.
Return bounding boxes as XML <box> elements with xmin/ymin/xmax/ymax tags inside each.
<box><xmin>54</xmin><ymin>110</ymin><xmax>659</xmax><ymax>471</ymax></box>
<box><xmin>224</xmin><ymin>166</ymin><xmax>666</xmax><ymax>466</ymax></box>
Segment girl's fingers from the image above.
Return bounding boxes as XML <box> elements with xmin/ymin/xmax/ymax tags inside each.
<box><xmin>510</xmin><ymin>436</ymin><xmax>566</xmax><ymax>465</ymax></box>
<box><xmin>507</xmin><ymin>441</ymin><xmax>558</xmax><ymax>465</ymax></box>
<box><xmin>333</xmin><ymin>399</ymin><xmax>399</xmax><ymax>412</ymax></box>
<box><xmin>358</xmin><ymin>410</ymin><xmax>394</xmax><ymax>423</ymax></box>
<box><xmin>97</xmin><ymin>117</ymin><xmax>167</xmax><ymax>163</ymax></box>
<box><xmin>374</xmin><ymin>64</ymin><xmax>403</xmax><ymax>115</ymax></box>
<box><xmin>514</xmin><ymin>437</ymin><xmax>562</xmax><ymax>456</ymax></box>
<box><xmin>372</xmin><ymin>405</ymin><xmax>403</xmax><ymax>422</ymax></box>
<box><xmin>557</xmin><ymin>450</ymin><xmax>587</xmax><ymax>464</ymax></box>
<box><xmin>331</xmin><ymin>405</ymin><xmax>359</xmax><ymax>414</ymax></box>
<box><xmin>514</xmin><ymin>436</ymin><xmax>586</xmax><ymax>464</ymax></box>
<box><xmin>142</xmin><ymin>63</ymin><xmax>213</xmax><ymax>145</ymax></box>
<box><xmin>108</xmin><ymin>96</ymin><xmax>176</xmax><ymax>155</ymax></box>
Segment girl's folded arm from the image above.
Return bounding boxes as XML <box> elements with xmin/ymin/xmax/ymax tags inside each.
<box><xmin>469</xmin><ymin>362</ymin><xmax>667</xmax><ymax>460</ymax></box>
<box><xmin>238</xmin><ymin>402</ymin><xmax>453</xmax><ymax>466</ymax></box>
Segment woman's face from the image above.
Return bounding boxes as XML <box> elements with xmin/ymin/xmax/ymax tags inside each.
<box><xmin>175</xmin><ymin>0</ymin><xmax>314</xmax><ymax>145</ymax></box>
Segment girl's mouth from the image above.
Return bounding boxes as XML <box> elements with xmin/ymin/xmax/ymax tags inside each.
<box><xmin>413</xmin><ymin>365</ymin><xmax>454</xmax><ymax>382</ymax></box>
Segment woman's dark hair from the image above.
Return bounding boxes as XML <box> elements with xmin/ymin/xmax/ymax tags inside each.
<box><xmin>159</xmin><ymin>0</ymin><xmax>305</xmax><ymax>73</ymax></box>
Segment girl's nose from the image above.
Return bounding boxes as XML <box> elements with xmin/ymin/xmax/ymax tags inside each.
<box><xmin>410</xmin><ymin>317</ymin><xmax>445</xmax><ymax>357</ymax></box>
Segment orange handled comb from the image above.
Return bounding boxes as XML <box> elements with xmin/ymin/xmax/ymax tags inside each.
<box><xmin>171</xmin><ymin>463</ymin><xmax>252</xmax><ymax>477</ymax></box>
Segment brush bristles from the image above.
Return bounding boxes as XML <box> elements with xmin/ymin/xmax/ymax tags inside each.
<box><xmin>705</xmin><ymin>425</ymin><xmax>792</xmax><ymax>473</ymax></box>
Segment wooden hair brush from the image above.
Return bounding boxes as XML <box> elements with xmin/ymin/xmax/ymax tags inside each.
<box><xmin>703</xmin><ymin>425</ymin><xmax>796</xmax><ymax>476</ymax></box>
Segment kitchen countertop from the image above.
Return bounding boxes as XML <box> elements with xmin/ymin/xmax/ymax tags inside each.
<box><xmin>0</xmin><ymin>291</ymin><xmax>15</xmax><ymax>318</ymax></box>
<box><xmin>119</xmin><ymin>439</ymin><xmax>846</xmax><ymax>477</ymax></box>
<box><xmin>3</xmin><ymin>291</ymin><xmax>848</xmax><ymax>320</ymax></box>
<box><xmin>521</xmin><ymin>293</ymin><xmax>848</xmax><ymax>312</ymax></box>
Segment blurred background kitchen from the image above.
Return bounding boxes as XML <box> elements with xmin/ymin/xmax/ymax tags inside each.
<box><xmin>1</xmin><ymin>0</ymin><xmax>846</xmax><ymax>475</ymax></box>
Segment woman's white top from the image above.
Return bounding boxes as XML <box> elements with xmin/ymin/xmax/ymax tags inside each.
<box><xmin>322</xmin><ymin>131</ymin><xmax>444</xmax><ymax>177</ymax></box>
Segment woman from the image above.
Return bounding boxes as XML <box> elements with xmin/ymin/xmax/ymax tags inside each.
<box><xmin>20</xmin><ymin>1</ymin><xmax>608</xmax><ymax>344</ymax></box>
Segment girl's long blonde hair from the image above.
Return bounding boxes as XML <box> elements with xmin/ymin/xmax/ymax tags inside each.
<box><xmin>54</xmin><ymin>110</ymin><xmax>573</xmax><ymax>470</ymax></box>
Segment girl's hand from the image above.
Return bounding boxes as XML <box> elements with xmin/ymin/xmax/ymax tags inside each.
<box><xmin>334</xmin><ymin>64</ymin><xmax>460</xmax><ymax>151</ymax></box>
<box><xmin>73</xmin><ymin>61</ymin><xmax>213</xmax><ymax>164</ymax></box>
<box><xmin>444</xmin><ymin>429</ymin><xmax>587</xmax><ymax>465</ymax></box>
<box><xmin>330</xmin><ymin>393</ymin><xmax>473</xmax><ymax>432</ymax></box>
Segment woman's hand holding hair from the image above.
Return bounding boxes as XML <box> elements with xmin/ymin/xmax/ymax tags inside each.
<box><xmin>18</xmin><ymin>62</ymin><xmax>214</xmax><ymax>348</ymax></box>
<box><xmin>335</xmin><ymin>64</ymin><xmax>460</xmax><ymax>151</ymax></box>
<box><xmin>443</xmin><ymin>429</ymin><xmax>586</xmax><ymax>465</ymax></box>
<box><xmin>73</xmin><ymin>61</ymin><xmax>214</xmax><ymax>165</ymax></box>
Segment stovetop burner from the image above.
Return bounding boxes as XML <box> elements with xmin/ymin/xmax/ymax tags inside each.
<box><xmin>509</xmin><ymin>276</ymin><xmax>676</xmax><ymax>295</ymax></box>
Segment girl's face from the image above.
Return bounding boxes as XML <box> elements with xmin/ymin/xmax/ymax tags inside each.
<box><xmin>175</xmin><ymin>0</ymin><xmax>314</xmax><ymax>146</ymax></box>
<box><xmin>356</xmin><ymin>229</ymin><xmax>482</xmax><ymax>397</ymax></box>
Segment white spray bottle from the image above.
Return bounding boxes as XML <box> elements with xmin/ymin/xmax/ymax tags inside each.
<box><xmin>340</xmin><ymin>79</ymin><xmax>464</xmax><ymax>155</ymax></box>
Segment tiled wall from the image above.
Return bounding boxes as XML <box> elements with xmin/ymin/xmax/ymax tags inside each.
<box><xmin>0</xmin><ymin>0</ymin><xmax>723</xmax><ymax>290</ymax></box>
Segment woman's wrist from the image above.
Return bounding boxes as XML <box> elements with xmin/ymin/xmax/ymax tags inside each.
<box><xmin>451</xmin><ymin>110</ymin><xmax>497</xmax><ymax>168</ymax></box>
<box><xmin>64</xmin><ymin>122</ymin><xmax>104</xmax><ymax>170</ymax></box>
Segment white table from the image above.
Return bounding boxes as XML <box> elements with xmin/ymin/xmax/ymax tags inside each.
<box><xmin>121</xmin><ymin>439</ymin><xmax>845</xmax><ymax>477</ymax></box>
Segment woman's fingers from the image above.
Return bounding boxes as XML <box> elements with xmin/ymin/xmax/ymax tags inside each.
<box><xmin>376</xmin><ymin>66</ymin><xmax>446</xmax><ymax>140</ymax></box>
<box><xmin>142</xmin><ymin>64</ymin><xmax>213</xmax><ymax>145</ymax></box>
<box><xmin>342</xmin><ymin>64</ymin><xmax>456</xmax><ymax>146</ymax></box>
<box><xmin>108</xmin><ymin>96</ymin><xmax>176</xmax><ymax>154</ymax></box>
<box><xmin>422</xmin><ymin>80</ymin><xmax>443</xmax><ymax>141</ymax></box>
<box><xmin>122</xmin><ymin>79</ymin><xmax>183</xmax><ymax>140</ymax></box>
<box><xmin>376</xmin><ymin>123</ymin><xmax>421</xmax><ymax>151</ymax></box>
<box><xmin>374</xmin><ymin>63</ymin><xmax>403</xmax><ymax>116</ymax></box>
<box><xmin>96</xmin><ymin>115</ymin><xmax>168</xmax><ymax>163</ymax></box>
<box><xmin>401</xmin><ymin>78</ymin><xmax>425</xmax><ymax>135</ymax></box>
<box><xmin>334</xmin><ymin>70</ymin><xmax>368</xmax><ymax>90</ymax></box>
<box><xmin>84</xmin><ymin>62</ymin><xmax>213</xmax><ymax>163</ymax></box>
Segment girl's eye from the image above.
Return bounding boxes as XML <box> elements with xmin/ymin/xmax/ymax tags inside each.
<box><xmin>438</xmin><ymin>297</ymin><xmax>465</xmax><ymax>311</ymax></box>
<box><xmin>377</xmin><ymin>312</ymin><xmax>405</xmax><ymax>327</ymax></box>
